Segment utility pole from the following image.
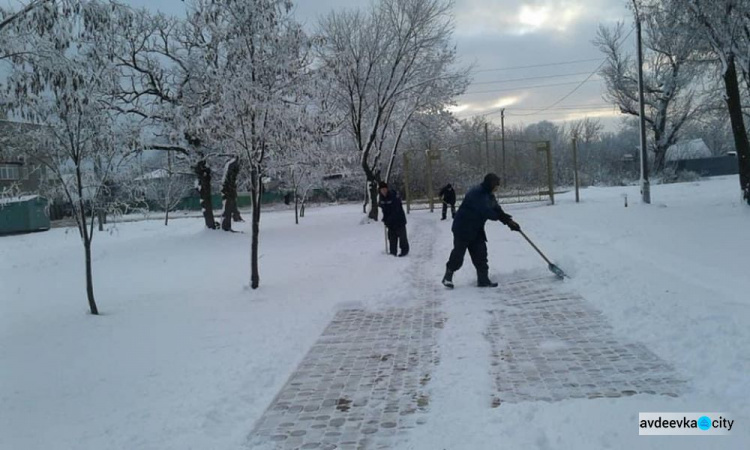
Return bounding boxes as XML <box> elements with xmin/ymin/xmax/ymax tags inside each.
<box><xmin>501</xmin><ymin>109</ymin><xmax>506</xmax><ymax>187</ymax></box>
<box><xmin>633</xmin><ymin>0</ymin><xmax>651</xmax><ymax>204</ymax></box>
<box><xmin>426</xmin><ymin>143</ymin><xmax>434</xmax><ymax>213</ymax></box>
<box><xmin>403</xmin><ymin>153</ymin><xmax>411</xmax><ymax>214</ymax></box>
<box><xmin>165</xmin><ymin>149</ymin><xmax>172</xmax><ymax>225</ymax></box>
<box><xmin>493</xmin><ymin>139</ymin><xmax>497</xmax><ymax>173</ymax></box>
<box><xmin>572</xmin><ymin>138</ymin><xmax>580</xmax><ymax>203</ymax></box>
<box><xmin>484</xmin><ymin>122</ymin><xmax>490</xmax><ymax>170</ymax></box>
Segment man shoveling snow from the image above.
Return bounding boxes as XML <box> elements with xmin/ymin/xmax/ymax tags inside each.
<box><xmin>442</xmin><ymin>173</ymin><xmax>521</xmax><ymax>288</ymax></box>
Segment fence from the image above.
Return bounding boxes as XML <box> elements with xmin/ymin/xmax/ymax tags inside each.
<box><xmin>400</xmin><ymin>139</ymin><xmax>555</xmax><ymax>213</ymax></box>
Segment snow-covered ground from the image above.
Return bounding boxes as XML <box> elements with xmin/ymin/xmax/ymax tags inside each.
<box><xmin>1</xmin><ymin>175</ymin><xmax>748</xmax><ymax>449</ymax></box>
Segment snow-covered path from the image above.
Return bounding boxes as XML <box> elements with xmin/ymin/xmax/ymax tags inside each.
<box><xmin>2</xmin><ymin>176</ymin><xmax>749</xmax><ymax>450</ymax></box>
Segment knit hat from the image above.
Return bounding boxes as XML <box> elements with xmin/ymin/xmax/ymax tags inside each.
<box><xmin>378</xmin><ymin>181</ymin><xmax>388</xmax><ymax>189</ymax></box>
<box><xmin>484</xmin><ymin>173</ymin><xmax>500</xmax><ymax>186</ymax></box>
<box><xmin>483</xmin><ymin>173</ymin><xmax>501</xmax><ymax>189</ymax></box>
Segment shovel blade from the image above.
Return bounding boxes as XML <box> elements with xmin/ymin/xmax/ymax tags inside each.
<box><xmin>548</xmin><ymin>263</ymin><xmax>566</xmax><ymax>279</ymax></box>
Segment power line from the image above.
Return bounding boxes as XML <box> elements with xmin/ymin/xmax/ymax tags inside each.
<box><xmin>469</xmin><ymin>71</ymin><xmax>597</xmax><ymax>86</ymax></box>
<box><xmin>468</xmin><ymin>26</ymin><xmax>636</xmax><ymax>119</ymax></box>
<box><xmin>473</xmin><ymin>57</ymin><xmax>604</xmax><ymax>73</ymax></box>
<box><xmin>508</xmin><ymin>105</ymin><xmax>614</xmax><ymax>111</ymax></box>
<box><xmin>464</xmin><ymin>78</ymin><xmax>603</xmax><ymax>96</ymax></box>
<box><xmin>499</xmin><ymin>103</ymin><xmax>613</xmax><ymax>109</ymax></box>
<box><xmin>455</xmin><ymin>105</ymin><xmax>616</xmax><ymax>119</ymax></box>
<box><xmin>505</xmin><ymin>109</ymin><xmax>617</xmax><ymax>117</ymax></box>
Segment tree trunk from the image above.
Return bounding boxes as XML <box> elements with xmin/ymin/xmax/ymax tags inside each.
<box><xmin>294</xmin><ymin>188</ymin><xmax>299</xmax><ymax>225</ymax></box>
<box><xmin>368</xmin><ymin>180</ymin><xmax>379</xmax><ymax>221</ymax></box>
<box><xmin>362</xmin><ymin>181</ymin><xmax>368</xmax><ymax>214</ymax></box>
<box><xmin>221</xmin><ymin>157</ymin><xmax>242</xmax><ymax>231</ymax></box>
<box><xmin>83</xmin><ymin>230</ymin><xmax>99</xmax><ymax>315</ymax></box>
<box><xmin>194</xmin><ymin>159</ymin><xmax>217</xmax><ymax>229</ymax></box>
<box><xmin>222</xmin><ymin>196</ymin><xmax>239</xmax><ymax>231</ymax></box>
<box><xmin>653</xmin><ymin>140</ymin><xmax>668</xmax><ymax>173</ymax></box>
<box><xmin>164</xmin><ymin>182</ymin><xmax>170</xmax><ymax>226</ymax></box>
<box><xmin>97</xmin><ymin>210</ymin><xmax>104</xmax><ymax>232</ymax></box>
<box><xmin>250</xmin><ymin>167</ymin><xmax>262</xmax><ymax>289</ymax></box>
<box><xmin>723</xmin><ymin>56</ymin><xmax>750</xmax><ymax>204</ymax></box>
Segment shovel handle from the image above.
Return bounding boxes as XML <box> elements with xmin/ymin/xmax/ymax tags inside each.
<box><xmin>518</xmin><ymin>230</ymin><xmax>554</xmax><ymax>266</ymax></box>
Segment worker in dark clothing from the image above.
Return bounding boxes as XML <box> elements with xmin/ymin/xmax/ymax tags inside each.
<box><xmin>439</xmin><ymin>183</ymin><xmax>457</xmax><ymax>220</ymax></box>
<box><xmin>378</xmin><ymin>181</ymin><xmax>409</xmax><ymax>257</ymax></box>
<box><xmin>442</xmin><ymin>173</ymin><xmax>520</xmax><ymax>288</ymax></box>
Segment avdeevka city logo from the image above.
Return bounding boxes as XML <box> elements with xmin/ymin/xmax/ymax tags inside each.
<box><xmin>639</xmin><ymin>412</ymin><xmax>734</xmax><ymax>435</ymax></box>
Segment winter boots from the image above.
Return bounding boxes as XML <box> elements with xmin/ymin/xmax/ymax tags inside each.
<box><xmin>442</xmin><ymin>269</ymin><xmax>454</xmax><ymax>289</ymax></box>
<box><xmin>443</xmin><ymin>270</ymin><xmax>498</xmax><ymax>288</ymax></box>
<box><xmin>477</xmin><ymin>272</ymin><xmax>498</xmax><ymax>288</ymax></box>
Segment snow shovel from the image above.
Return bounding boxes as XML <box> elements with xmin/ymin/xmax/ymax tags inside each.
<box><xmin>518</xmin><ymin>230</ymin><xmax>567</xmax><ymax>279</ymax></box>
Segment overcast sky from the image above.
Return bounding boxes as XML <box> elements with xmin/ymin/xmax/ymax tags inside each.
<box><xmin>291</xmin><ymin>0</ymin><xmax>633</xmax><ymax>130</ymax></box>
<box><xmin>5</xmin><ymin>0</ymin><xmax>635</xmax><ymax>130</ymax></box>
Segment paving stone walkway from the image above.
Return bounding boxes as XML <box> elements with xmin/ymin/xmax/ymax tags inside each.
<box><xmin>248</xmin><ymin>229</ymin><xmax>685</xmax><ymax>448</ymax></box>
<box><xmin>247</xmin><ymin>221</ymin><xmax>443</xmax><ymax>450</ymax></box>
<box><xmin>486</xmin><ymin>271</ymin><xmax>685</xmax><ymax>406</ymax></box>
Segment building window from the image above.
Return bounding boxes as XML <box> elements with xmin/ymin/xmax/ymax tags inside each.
<box><xmin>0</xmin><ymin>165</ymin><xmax>21</xmax><ymax>180</ymax></box>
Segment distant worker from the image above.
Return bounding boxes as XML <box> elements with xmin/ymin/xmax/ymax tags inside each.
<box><xmin>442</xmin><ymin>173</ymin><xmax>520</xmax><ymax>288</ymax></box>
<box><xmin>438</xmin><ymin>183</ymin><xmax>456</xmax><ymax>220</ymax></box>
<box><xmin>378</xmin><ymin>181</ymin><xmax>409</xmax><ymax>257</ymax></box>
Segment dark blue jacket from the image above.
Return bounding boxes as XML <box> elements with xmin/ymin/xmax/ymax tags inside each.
<box><xmin>379</xmin><ymin>190</ymin><xmax>407</xmax><ymax>228</ymax></box>
<box><xmin>452</xmin><ymin>182</ymin><xmax>512</xmax><ymax>242</ymax></box>
<box><xmin>439</xmin><ymin>185</ymin><xmax>456</xmax><ymax>205</ymax></box>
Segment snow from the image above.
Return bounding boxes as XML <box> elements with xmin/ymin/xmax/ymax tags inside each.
<box><xmin>1</xmin><ymin>176</ymin><xmax>749</xmax><ymax>449</ymax></box>
<box><xmin>0</xmin><ymin>194</ymin><xmax>41</xmax><ymax>205</ymax></box>
<box><xmin>666</xmin><ymin>138</ymin><xmax>713</xmax><ymax>161</ymax></box>
<box><xmin>134</xmin><ymin>168</ymin><xmax>170</xmax><ymax>181</ymax></box>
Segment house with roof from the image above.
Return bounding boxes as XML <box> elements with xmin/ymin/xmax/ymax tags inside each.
<box><xmin>0</xmin><ymin>115</ymin><xmax>46</xmax><ymax>197</ymax></box>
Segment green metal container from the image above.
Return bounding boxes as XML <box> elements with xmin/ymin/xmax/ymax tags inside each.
<box><xmin>0</xmin><ymin>195</ymin><xmax>51</xmax><ymax>235</ymax></box>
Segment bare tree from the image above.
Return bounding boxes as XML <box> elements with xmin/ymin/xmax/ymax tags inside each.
<box><xmin>206</xmin><ymin>0</ymin><xmax>312</xmax><ymax>289</ymax></box>
<box><xmin>595</xmin><ymin>11</ymin><xmax>703</xmax><ymax>172</ymax></box>
<box><xmin>667</xmin><ymin>0</ymin><xmax>750</xmax><ymax>204</ymax></box>
<box><xmin>104</xmin><ymin>3</ymin><xmax>226</xmax><ymax>228</ymax></box>
<box><xmin>318</xmin><ymin>0</ymin><xmax>468</xmax><ymax>220</ymax></box>
<box><xmin>570</xmin><ymin>117</ymin><xmax>604</xmax><ymax>144</ymax></box>
<box><xmin>138</xmin><ymin>152</ymin><xmax>193</xmax><ymax>226</ymax></box>
<box><xmin>6</xmin><ymin>0</ymin><xmax>139</xmax><ymax>314</ymax></box>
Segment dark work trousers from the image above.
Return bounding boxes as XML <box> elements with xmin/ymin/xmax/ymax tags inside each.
<box><xmin>442</xmin><ymin>202</ymin><xmax>456</xmax><ymax>220</ymax></box>
<box><xmin>446</xmin><ymin>234</ymin><xmax>488</xmax><ymax>276</ymax></box>
<box><xmin>388</xmin><ymin>225</ymin><xmax>410</xmax><ymax>256</ymax></box>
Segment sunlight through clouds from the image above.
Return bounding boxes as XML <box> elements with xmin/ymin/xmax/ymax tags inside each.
<box><xmin>519</xmin><ymin>4</ymin><xmax>550</xmax><ymax>28</ymax></box>
<box><xmin>456</xmin><ymin>0</ymin><xmax>594</xmax><ymax>36</ymax></box>
<box><xmin>450</xmin><ymin>95</ymin><xmax>521</xmax><ymax>116</ymax></box>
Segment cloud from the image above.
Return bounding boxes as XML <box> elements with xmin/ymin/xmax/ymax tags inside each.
<box><xmin>451</xmin><ymin>94</ymin><xmax>523</xmax><ymax>115</ymax></box>
<box><xmin>454</xmin><ymin>0</ymin><xmax>622</xmax><ymax>37</ymax></box>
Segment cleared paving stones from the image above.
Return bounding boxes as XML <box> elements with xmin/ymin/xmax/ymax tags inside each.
<box><xmin>247</xmin><ymin>221</ymin><xmax>442</xmax><ymax>449</ymax></box>
<box><xmin>487</xmin><ymin>271</ymin><xmax>685</xmax><ymax>405</ymax></box>
<box><xmin>248</xmin><ymin>304</ymin><xmax>442</xmax><ymax>449</ymax></box>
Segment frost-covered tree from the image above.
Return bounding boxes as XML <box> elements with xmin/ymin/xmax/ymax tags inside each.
<box><xmin>0</xmin><ymin>0</ymin><xmax>52</xmax><ymax>34</ymax></box>
<box><xmin>666</xmin><ymin>0</ymin><xmax>750</xmax><ymax>203</ymax></box>
<box><xmin>569</xmin><ymin>117</ymin><xmax>604</xmax><ymax>145</ymax></box>
<box><xmin>138</xmin><ymin>152</ymin><xmax>193</xmax><ymax>226</ymax></box>
<box><xmin>104</xmin><ymin>3</ymin><xmax>230</xmax><ymax>229</ymax></box>
<box><xmin>5</xmin><ymin>0</ymin><xmax>138</xmax><ymax>315</ymax></box>
<box><xmin>318</xmin><ymin>0</ymin><xmax>468</xmax><ymax>220</ymax></box>
<box><xmin>204</xmin><ymin>0</ymin><xmax>311</xmax><ymax>288</ymax></box>
<box><xmin>595</xmin><ymin>8</ymin><xmax>704</xmax><ymax>172</ymax></box>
